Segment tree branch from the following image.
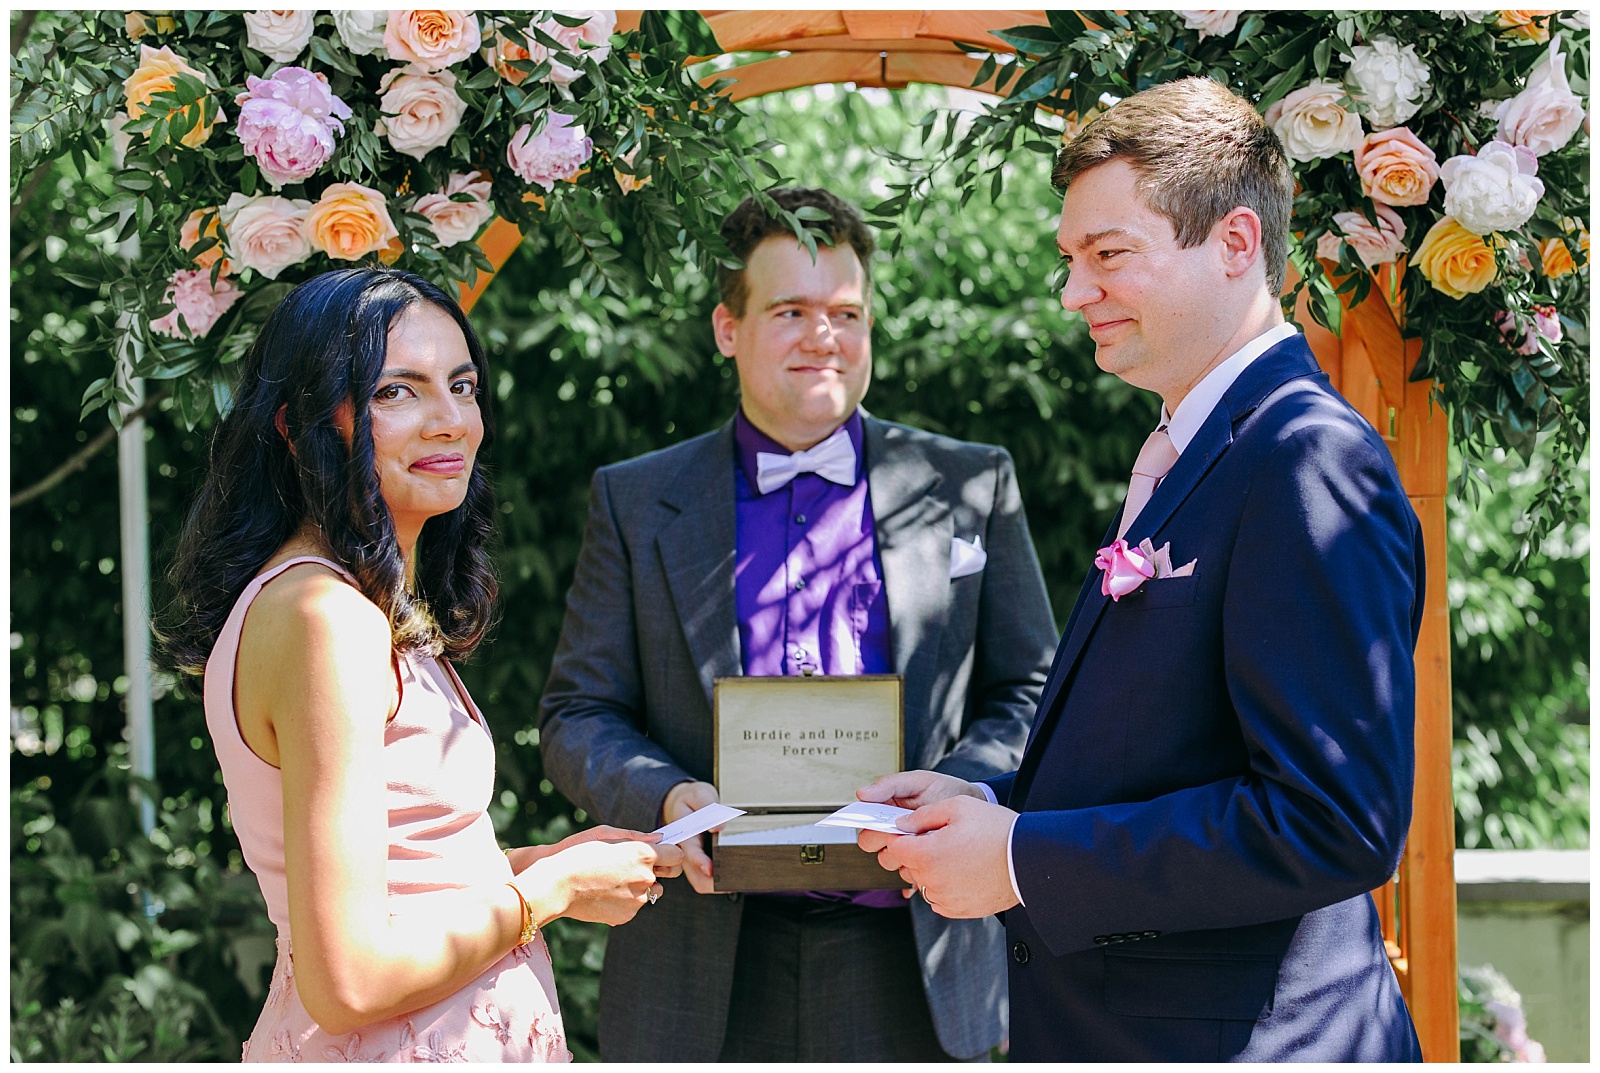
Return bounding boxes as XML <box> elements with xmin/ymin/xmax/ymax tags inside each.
<box><xmin>11</xmin><ymin>390</ymin><xmax>170</xmax><ymax>509</ymax></box>
<box><xmin>11</xmin><ymin>9</ymin><xmax>39</xmax><ymax>57</ymax></box>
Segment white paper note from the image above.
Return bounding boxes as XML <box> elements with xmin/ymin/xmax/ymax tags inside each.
<box><xmin>815</xmin><ymin>801</ymin><xmax>915</xmax><ymax>835</ymax></box>
<box><xmin>717</xmin><ymin>823</ymin><xmax>859</xmax><ymax>846</ymax></box>
<box><xmin>652</xmin><ymin>802</ymin><xmax>747</xmax><ymax>845</ymax></box>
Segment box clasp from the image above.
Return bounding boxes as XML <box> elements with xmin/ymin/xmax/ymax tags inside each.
<box><xmin>799</xmin><ymin>844</ymin><xmax>826</xmax><ymax>865</ymax></box>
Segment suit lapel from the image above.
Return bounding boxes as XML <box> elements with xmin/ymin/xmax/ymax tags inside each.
<box><xmin>656</xmin><ymin>422</ymin><xmax>742</xmax><ymax>706</ymax></box>
<box><xmin>1014</xmin><ymin>334</ymin><xmax>1324</xmax><ymax>799</ymax></box>
<box><xmin>864</xmin><ymin>417</ymin><xmax>950</xmax><ymax>759</ymax></box>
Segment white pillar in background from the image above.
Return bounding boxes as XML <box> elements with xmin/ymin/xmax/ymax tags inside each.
<box><xmin>116</xmin><ymin>224</ymin><xmax>155</xmax><ymax>840</ymax></box>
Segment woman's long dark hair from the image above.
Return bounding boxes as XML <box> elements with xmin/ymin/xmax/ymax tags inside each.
<box><xmin>161</xmin><ymin>268</ymin><xmax>498</xmax><ymax>678</ymax></box>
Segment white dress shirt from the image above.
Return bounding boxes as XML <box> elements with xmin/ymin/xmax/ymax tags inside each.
<box><xmin>990</xmin><ymin>321</ymin><xmax>1302</xmax><ymax>907</ymax></box>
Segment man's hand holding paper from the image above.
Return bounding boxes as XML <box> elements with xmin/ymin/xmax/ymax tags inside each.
<box><xmin>853</xmin><ymin>771</ymin><xmax>1021</xmax><ymax>918</ymax></box>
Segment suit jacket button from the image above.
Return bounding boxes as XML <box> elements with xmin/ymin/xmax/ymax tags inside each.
<box><xmin>1011</xmin><ymin>942</ymin><xmax>1031</xmax><ymax>964</ymax></box>
<box><xmin>1093</xmin><ymin>935</ymin><xmax>1109</xmax><ymax>946</ymax></box>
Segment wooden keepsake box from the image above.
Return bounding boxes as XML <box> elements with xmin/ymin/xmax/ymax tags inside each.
<box><xmin>711</xmin><ymin>674</ymin><xmax>910</xmax><ymax>894</ymax></box>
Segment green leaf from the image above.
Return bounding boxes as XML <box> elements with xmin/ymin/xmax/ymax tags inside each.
<box><xmin>991</xmin><ymin>25</ymin><xmax>1062</xmax><ymax>54</ymax></box>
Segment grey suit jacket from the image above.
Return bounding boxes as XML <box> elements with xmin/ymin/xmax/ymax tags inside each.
<box><xmin>537</xmin><ymin>413</ymin><xmax>1057</xmax><ymax>1060</ymax></box>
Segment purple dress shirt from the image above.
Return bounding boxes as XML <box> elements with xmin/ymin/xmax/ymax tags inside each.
<box><xmin>734</xmin><ymin>408</ymin><xmax>903</xmax><ymax>908</ymax></box>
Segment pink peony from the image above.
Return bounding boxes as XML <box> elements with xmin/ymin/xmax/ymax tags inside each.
<box><xmin>414</xmin><ymin>171</ymin><xmax>494</xmax><ymax>247</ymax></box>
<box><xmin>526</xmin><ymin>10</ymin><xmax>617</xmax><ymax>85</ymax></box>
<box><xmin>235</xmin><ymin>66</ymin><xmax>352</xmax><ymax>190</ymax></box>
<box><xmin>1325</xmin><ymin>204</ymin><xmax>1408</xmax><ymax>269</ymax></box>
<box><xmin>1354</xmin><ymin>127</ymin><xmax>1439</xmax><ymax>207</ymax></box>
<box><xmin>1095</xmin><ymin>538</ymin><xmax>1155</xmax><ymax>601</ymax></box>
<box><xmin>1494</xmin><ymin>305</ymin><xmax>1562</xmax><ymax>354</ymax></box>
<box><xmin>506</xmin><ymin>111</ymin><xmax>593</xmax><ymax>191</ymax></box>
<box><xmin>150</xmin><ymin>268</ymin><xmax>243</xmax><ymax>338</ymax></box>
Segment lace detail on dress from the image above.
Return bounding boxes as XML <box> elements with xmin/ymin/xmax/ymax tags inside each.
<box><xmin>323</xmin><ymin>1033</ymin><xmax>387</xmax><ymax>1062</ymax></box>
<box><xmin>529</xmin><ymin>1010</ymin><xmax>570</xmax><ymax>1062</ymax></box>
<box><xmin>270</xmin><ymin>1030</ymin><xmax>301</xmax><ymax>1061</ymax></box>
<box><xmin>413</xmin><ymin>1028</ymin><xmax>469</xmax><ymax>1062</ymax></box>
<box><xmin>470</xmin><ymin>1001</ymin><xmax>514</xmax><ymax>1045</ymax></box>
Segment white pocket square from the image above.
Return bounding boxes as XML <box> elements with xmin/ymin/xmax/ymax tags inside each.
<box><xmin>1138</xmin><ymin>538</ymin><xmax>1196</xmax><ymax>579</ymax></box>
<box><xmin>949</xmin><ymin>535</ymin><xmax>987</xmax><ymax>579</ymax></box>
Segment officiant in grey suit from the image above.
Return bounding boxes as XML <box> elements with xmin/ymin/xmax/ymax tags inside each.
<box><xmin>537</xmin><ymin>187</ymin><xmax>1057</xmax><ymax>1061</ymax></box>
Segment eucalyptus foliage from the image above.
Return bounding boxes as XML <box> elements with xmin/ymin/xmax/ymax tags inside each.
<box><xmin>869</xmin><ymin>10</ymin><xmax>1590</xmax><ymax>555</ymax></box>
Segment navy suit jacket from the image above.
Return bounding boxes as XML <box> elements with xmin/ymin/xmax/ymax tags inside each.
<box><xmin>988</xmin><ymin>335</ymin><xmax>1426</xmax><ymax>1061</ymax></box>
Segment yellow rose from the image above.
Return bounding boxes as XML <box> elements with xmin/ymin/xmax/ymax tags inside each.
<box><xmin>305</xmin><ymin>182</ymin><xmax>401</xmax><ymax>261</ymax></box>
<box><xmin>1538</xmin><ymin>221</ymin><xmax>1589</xmax><ymax>278</ymax></box>
<box><xmin>1414</xmin><ymin>216</ymin><xmax>1498</xmax><ymax>299</ymax></box>
<box><xmin>1495</xmin><ymin>10</ymin><xmax>1556</xmax><ymax>42</ymax></box>
<box><xmin>180</xmin><ymin>207</ymin><xmax>229</xmax><ymax>274</ymax></box>
<box><xmin>124</xmin><ymin>11</ymin><xmax>177</xmax><ymax>40</ymax></box>
<box><xmin>122</xmin><ymin>44</ymin><xmax>220</xmax><ymax>148</ymax></box>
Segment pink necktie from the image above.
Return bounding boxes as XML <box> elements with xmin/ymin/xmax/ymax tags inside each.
<box><xmin>1117</xmin><ymin>426</ymin><xmax>1179</xmax><ymax>539</ymax></box>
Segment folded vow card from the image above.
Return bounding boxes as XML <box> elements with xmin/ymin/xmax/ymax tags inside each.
<box><xmin>652</xmin><ymin>802</ymin><xmax>746</xmax><ymax>845</ymax></box>
<box><xmin>815</xmin><ymin>801</ymin><xmax>914</xmax><ymax>834</ymax></box>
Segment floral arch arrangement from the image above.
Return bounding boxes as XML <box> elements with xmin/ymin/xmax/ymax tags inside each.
<box><xmin>12</xmin><ymin>10</ymin><xmax>802</xmax><ymax>423</ymax></box>
<box><xmin>11</xmin><ymin>9</ymin><xmax>1591</xmax><ymax>543</ymax></box>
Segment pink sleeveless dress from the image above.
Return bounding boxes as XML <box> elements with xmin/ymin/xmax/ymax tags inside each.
<box><xmin>204</xmin><ymin>556</ymin><xmax>570</xmax><ymax>1063</ymax></box>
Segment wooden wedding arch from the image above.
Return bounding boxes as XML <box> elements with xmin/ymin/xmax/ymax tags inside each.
<box><xmin>458</xmin><ymin>11</ymin><xmax>1459</xmax><ymax>1060</ymax></box>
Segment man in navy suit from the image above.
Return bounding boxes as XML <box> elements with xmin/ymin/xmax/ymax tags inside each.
<box><xmin>857</xmin><ymin>77</ymin><xmax>1426</xmax><ymax>1061</ymax></box>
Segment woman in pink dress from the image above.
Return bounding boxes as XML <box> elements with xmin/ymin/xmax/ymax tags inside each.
<box><xmin>162</xmin><ymin>268</ymin><xmax>682</xmax><ymax>1062</ymax></box>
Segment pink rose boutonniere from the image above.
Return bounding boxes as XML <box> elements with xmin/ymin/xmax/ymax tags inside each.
<box><xmin>1095</xmin><ymin>539</ymin><xmax>1156</xmax><ymax>601</ymax></box>
<box><xmin>1096</xmin><ymin>537</ymin><xmax>1198</xmax><ymax>601</ymax></box>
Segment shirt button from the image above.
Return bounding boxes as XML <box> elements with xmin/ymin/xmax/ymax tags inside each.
<box><xmin>1011</xmin><ymin>942</ymin><xmax>1031</xmax><ymax>964</ymax></box>
<box><xmin>1143</xmin><ymin>931</ymin><xmax>1159</xmax><ymax>939</ymax></box>
<box><xmin>795</xmin><ymin>514</ymin><xmax>807</xmax><ymax>525</ymax></box>
<box><xmin>1093</xmin><ymin>935</ymin><xmax>1110</xmax><ymax>946</ymax></box>
<box><xmin>795</xmin><ymin>578</ymin><xmax>806</xmax><ymax>590</ymax></box>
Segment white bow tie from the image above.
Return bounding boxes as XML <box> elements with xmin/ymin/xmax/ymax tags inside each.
<box><xmin>754</xmin><ymin>427</ymin><xmax>857</xmax><ymax>494</ymax></box>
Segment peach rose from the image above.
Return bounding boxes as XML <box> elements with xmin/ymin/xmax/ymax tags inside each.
<box><xmin>1325</xmin><ymin>204</ymin><xmax>1408</xmax><ymax>269</ymax></box>
<box><xmin>180</xmin><ymin>207</ymin><xmax>230</xmax><ymax>274</ymax></box>
<box><xmin>1354</xmin><ymin>127</ymin><xmax>1439</xmax><ymax>207</ymax></box>
<box><xmin>1495</xmin><ymin>10</ymin><xmax>1556</xmax><ymax>41</ymax></box>
<box><xmin>376</xmin><ymin>65</ymin><xmax>465</xmax><ymax>160</ymax></box>
<box><xmin>414</xmin><ymin>171</ymin><xmax>494</xmax><ymax>247</ymax></box>
<box><xmin>1264</xmin><ymin>81</ymin><xmax>1365</xmax><ymax>163</ymax></box>
<box><xmin>123</xmin><ymin>44</ymin><xmax>223</xmax><ymax>148</ymax></box>
<box><xmin>219</xmin><ymin>192</ymin><xmax>313</xmax><ymax>279</ymax></box>
<box><xmin>125</xmin><ymin>11</ymin><xmax>176</xmax><ymax>40</ymax></box>
<box><xmin>384</xmin><ymin>10</ymin><xmax>482</xmax><ymax>71</ymax></box>
<box><xmin>304</xmin><ymin>182</ymin><xmax>400</xmax><ymax>261</ymax></box>
<box><xmin>1414</xmin><ymin>216</ymin><xmax>1498</xmax><ymax>299</ymax></box>
<box><xmin>612</xmin><ymin>145</ymin><xmax>650</xmax><ymax>195</ymax></box>
<box><xmin>1538</xmin><ymin>220</ymin><xmax>1589</xmax><ymax>278</ymax></box>
<box><xmin>482</xmin><ymin>28</ymin><xmax>534</xmax><ymax>86</ymax></box>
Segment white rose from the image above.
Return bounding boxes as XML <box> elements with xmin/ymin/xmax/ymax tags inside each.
<box><xmin>332</xmin><ymin>10</ymin><xmax>387</xmax><ymax>56</ymax></box>
<box><xmin>1438</xmin><ymin>11</ymin><xmax>1493</xmax><ymax>21</ymax></box>
<box><xmin>1264</xmin><ymin>81</ymin><xmax>1365</xmax><ymax>163</ymax></box>
<box><xmin>1494</xmin><ymin>37</ymin><xmax>1586</xmax><ymax>156</ymax></box>
<box><xmin>219</xmin><ymin>191</ymin><xmax>312</xmax><ymax>279</ymax></box>
<box><xmin>413</xmin><ymin>171</ymin><xmax>494</xmax><ymax>247</ymax></box>
<box><xmin>1558</xmin><ymin>10</ymin><xmax>1589</xmax><ymax>29</ymax></box>
<box><xmin>1440</xmin><ymin>140</ymin><xmax>1545</xmax><ymax>235</ymax></box>
<box><xmin>528</xmin><ymin>10</ymin><xmax>617</xmax><ymax>85</ymax></box>
<box><xmin>376</xmin><ymin>65</ymin><xmax>466</xmax><ymax>160</ymax></box>
<box><xmin>1344</xmin><ymin>36</ymin><xmax>1431</xmax><ymax>129</ymax></box>
<box><xmin>243</xmin><ymin>10</ymin><xmax>315</xmax><ymax>63</ymax></box>
<box><xmin>1175</xmin><ymin>11</ymin><xmax>1241</xmax><ymax>39</ymax></box>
